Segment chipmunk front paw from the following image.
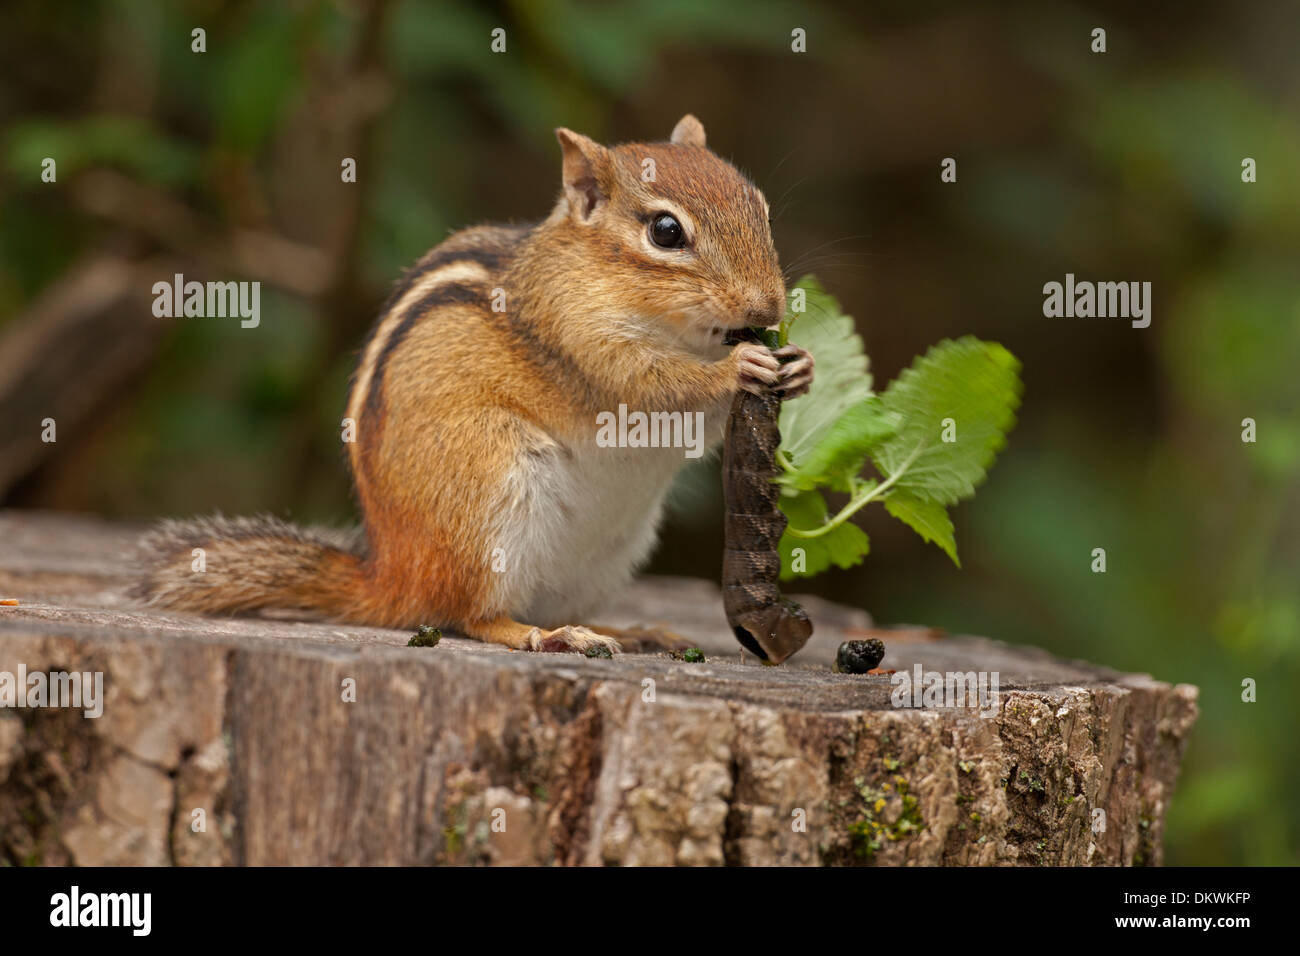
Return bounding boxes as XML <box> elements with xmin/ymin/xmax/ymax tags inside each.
<box><xmin>733</xmin><ymin>342</ymin><xmax>781</xmax><ymax>395</ymax></box>
<box><xmin>773</xmin><ymin>344</ymin><xmax>814</xmax><ymax>398</ymax></box>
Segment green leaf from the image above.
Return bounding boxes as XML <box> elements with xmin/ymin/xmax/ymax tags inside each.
<box><xmin>872</xmin><ymin>337</ymin><xmax>1023</xmax><ymax>506</ymax></box>
<box><xmin>884</xmin><ymin>491</ymin><xmax>960</xmax><ymax>567</ymax></box>
<box><xmin>779</xmin><ymin>395</ymin><xmax>900</xmax><ymax>493</ymax></box>
<box><xmin>771</xmin><ymin>281</ymin><xmax>1021</xmax><ymax>579</ymax></box>
<box><xmin>777</xmin><ymin>489</ymin><xmax>870</xmax><ymax>579</ymax></box>
<box><xmin>777</xmin><ymin>276</ymin><xmax>875</xmax><ymax>465</ymax></box>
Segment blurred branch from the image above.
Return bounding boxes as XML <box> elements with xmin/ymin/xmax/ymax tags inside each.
<box><xmin>70</xmin><ymin>169</ymin><xmax>331</xmax><ymax>297</ymax></box>
<box><xmin>0</xmin><ymin>254</ymin><xmax>171</xmax><ymax>496</ymax></box>
<box><xmin>283</xmin><ymin>0</ymin><xmax>394</xmax><ymax>497</ymax></box>
<box><xmin>9</xmin><ymin>0</ymin><xmax>394</xmax><ymax>506</ymax></box>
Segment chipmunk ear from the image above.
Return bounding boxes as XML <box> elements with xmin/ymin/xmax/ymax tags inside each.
<box><xmin>669</xmin><ymin>114</ymin><xmax>706</xmax><ymax>148</ymax></box>
<box><xmin>555</xmin><ymin>128</ymin><xmax>610</xmax><ymax>220</ymax></box>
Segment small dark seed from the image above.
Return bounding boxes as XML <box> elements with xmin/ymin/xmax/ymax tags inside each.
<box><xmin>585</xmin><ymin>645</ymin><xmax>614</xmax><ymax>659</ymax></box>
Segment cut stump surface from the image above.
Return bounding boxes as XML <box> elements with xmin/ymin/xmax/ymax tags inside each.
<box><xmin>0</xmin><ymin>511</ymin><xmax>1197</xmax><ymax>866</ymax></box>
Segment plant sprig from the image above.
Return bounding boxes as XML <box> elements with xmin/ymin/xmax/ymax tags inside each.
<box><xmin>774</xmin><ymin>277</ymin><xmax>1023</xmax><ymax>578</ymax></box>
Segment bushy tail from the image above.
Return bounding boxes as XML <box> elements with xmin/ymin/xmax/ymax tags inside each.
<box><xmin>133</xmin><ymin>514</ymin><xmax>369</xmax><ymax>620</ymax></box>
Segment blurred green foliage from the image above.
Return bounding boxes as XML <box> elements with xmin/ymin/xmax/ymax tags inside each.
<box><xmin>0</xmin><ymin>0</ymin><xmax>1297</xmax><ymax>864</ymax></box>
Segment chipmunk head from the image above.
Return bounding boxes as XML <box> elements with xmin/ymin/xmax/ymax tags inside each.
<box><xmin>553</xmin><ymin>115</ymin><xmax>786</xmax><ymax>353</ymax></box>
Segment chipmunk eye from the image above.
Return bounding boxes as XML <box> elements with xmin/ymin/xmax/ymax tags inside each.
<box><xmin>649</xmin><ymin>213</ymin><xmax>686</xmax><ymax>249</ymax></box>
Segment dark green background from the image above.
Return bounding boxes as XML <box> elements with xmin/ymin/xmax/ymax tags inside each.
<box><xmin>2</xmin><ymin>0</ymin><xmax>1297</xmax><ymax>865</ymax></box>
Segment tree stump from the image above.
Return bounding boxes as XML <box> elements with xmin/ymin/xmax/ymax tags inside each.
<box><xmin>0</xmin><ymin>511</ymin><xmax>1197</xmax><ymax>866</ymax></box>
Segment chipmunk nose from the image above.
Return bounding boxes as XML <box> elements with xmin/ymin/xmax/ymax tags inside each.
<box><xmin>743</xmin><ymin>291</ymin><xmax>784</xmax><ymax>327</ymax></box>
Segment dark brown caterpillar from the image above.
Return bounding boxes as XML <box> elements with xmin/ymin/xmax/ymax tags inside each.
<box><xmin>721</xmin><ymin>329</ymin><xmax>813</xmax><ymax>663</ymax></box>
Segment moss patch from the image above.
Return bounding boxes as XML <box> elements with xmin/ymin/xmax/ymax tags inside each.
<box><xmin>845</xmin><ymin>771</ymin><xmax>926</xmax><ymax>862</ymax></box>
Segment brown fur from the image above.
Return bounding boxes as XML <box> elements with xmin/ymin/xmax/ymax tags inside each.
<box><xmin>135</xmin><ymin>116</ymin><xmax>797</xmax><ymax>649</ymax></box>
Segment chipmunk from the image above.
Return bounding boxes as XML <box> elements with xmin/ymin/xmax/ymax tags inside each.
<box><xmin>136</xmin><ymin>115</ymin><xmax>814</xmax><ymax>654</ymax></box>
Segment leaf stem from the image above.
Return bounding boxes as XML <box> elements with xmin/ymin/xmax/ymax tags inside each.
<box><xmin>785</xmin><ymin>442</ymin><xmax>924</xmax><ymax>539</ymax></box>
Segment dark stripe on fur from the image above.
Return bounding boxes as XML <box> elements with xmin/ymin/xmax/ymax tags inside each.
<box><xmin>378</xmin><ymin>223</ymin><xmax>532</xmax><ymax>315</ymax></box>
<box><xmin>363</xmin><ymin>282</ymin><xmax>487</xmax><ymax>426</ymax></box>
<box><xmin>505</xmin><ymin>310</ymin><xmax>603</xmax><ymax>411</ymax></box>
<box><xmin>347</xmin><ymin>223</ymin><xmax>534</xmax><ymax>424</ymax></box>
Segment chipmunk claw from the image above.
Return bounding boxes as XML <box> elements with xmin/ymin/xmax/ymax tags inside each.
<box><xmin>773</xmin><ymin>345</ymin><xmax>814</xmax><ymax>398</ymax></box>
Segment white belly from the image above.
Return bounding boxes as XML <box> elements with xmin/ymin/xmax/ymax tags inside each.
<box><xmin>491</xmin><ymin>409</ymin><xmax>726</xmax><ymax>626</ymax></box>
